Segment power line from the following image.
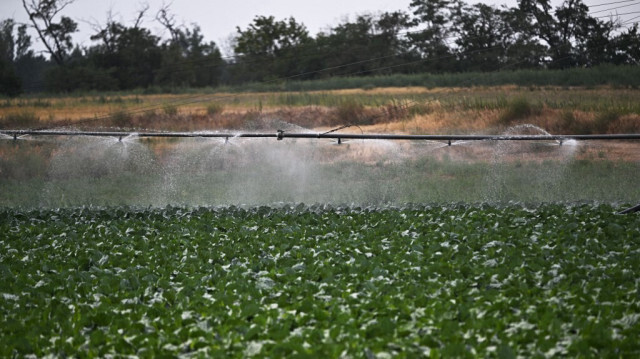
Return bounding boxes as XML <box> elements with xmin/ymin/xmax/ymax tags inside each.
<box><xmin>587</xmin><ymin>0</ymin><xmax>637</xmax><ymax>7</ymax></box>
<box><xmin>622</xmin><ymin>14</ymin><xmax>640</xmax><ymax>23</ymax></box>
<box><xmin>589</xmin><ymin>1</ymin><xmax>640</xmax><ymax>14</ymax></box>
<box><xmin>595</xmin><ymin>10</ymin><xmax>640</xmax><ymax>17</ymax></box>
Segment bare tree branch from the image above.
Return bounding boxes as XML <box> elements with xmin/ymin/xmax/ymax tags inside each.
<box><xmin>133</xmin><ymin>2</ymin><xmax>150</xmax><ymax>29</ymax></box>
<box><xmin>156</xmin><ymin>1</ymin><xmax>179</xmax><ymax>41</ymax></box>
<box><xmin>21</xmin><ymin>0</ymin><xmax>77</xmax><ymax>65</ymax></box>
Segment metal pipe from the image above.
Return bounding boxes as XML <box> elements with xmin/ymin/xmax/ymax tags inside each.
<box><xmin>1</xmin><ymin>130</ymin><xmax>640</xmax><ymax>141</ymax></box>
<box><xmin>618</xmin><ymin>204</ymin><xmax>640</xmax><ymax>214</ymax></box>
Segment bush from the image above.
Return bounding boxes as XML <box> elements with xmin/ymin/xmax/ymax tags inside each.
<box><xmin>592</xmin><ymin>110</ymin><xmax>620</xmax><ymax>134</ymax></box>
<box><xmin>384</xmin><ymin>99</ymin><xmax>410</xmax><ymax>120</ymax></box>
<box><xmin>498</xmin><ymin>97</ymin><xmax>540</xmax><ymax>125</ymax></box>
<box><xmin>163</xmin><ymin>105</ymin><xmax>178</xmax><ymax>116</ymax></box>
<box><xmin>333</xmin><ymin>100</ymin><xmax>366</xmax><ymax>125</ymax></box>
<box><xmin>206</xmin><ymin>103</ymin><xmax>224</xmax><ymax>116</ymax></box>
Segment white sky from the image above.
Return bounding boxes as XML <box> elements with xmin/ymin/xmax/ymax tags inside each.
<box><xmin>1</xmin><ymin>0</ymin><xmax>638</xmax><ymax>56</ymax></box>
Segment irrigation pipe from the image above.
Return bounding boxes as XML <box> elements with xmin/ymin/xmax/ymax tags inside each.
<box><xmin>2</xmin><ymin>130</ymin><xmax>640</xmax><ymax>143</ymax></box>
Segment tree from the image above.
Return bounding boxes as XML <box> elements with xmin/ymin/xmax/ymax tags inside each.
<box><xmin>89</xmin><ymin>23</ymin><xmax>161</xmax><ymax>89</ymax></box>
<box><xmin>373</xmin><ymin>11</ymin><xmax>417</xmax><ymax>73</ymax></box>
<box><xmin>0</xmin><ymin>19</ymin><xmax>32</xmax><ymax>96</ymax></box>
<box><xmin>498</xmin><ymin>6</ymin><xmax>548</xmax><ymax>69</ymax></box>
<box><xmin>517</xmin><ymin>0</ymin><xmax>616</xmax><ymax>67</ymax></box>
<box><xmin>22</xmin><ymin>0</ymin><xmax>78</xmax><ymax>66</ymax></box>
<box><xmin>156</xmin><ymin>25</ymin><xmax>224</xmax><ymax>88</ymax></box>
<box><xmin>608</xmin><ymin>24</ymin><xmax>640</xmax><ymax>65</ymax></box>
<box><xmin>0</xmin><ymin>19</ymin><xmax>32</xmax><ymax>63</ymax></box>
<box><xmin>310</xmin><ymin>12</ymin><xmax>416</xmax><ymax>78</ymax></box>
<box><xmin>451</xmin><ymin>3</ymin><xmax>507</xmax><ymax>71</ymax></box>
<box><xmin>408</xmin><ymin>0</ymin><xmax>459</xmax><ymax>72</ymax></box>
<box><xmin>153</xmin><ymin>4</ymin><xmax>223</xmax><ymax>87</ymax></box>
<box><xmin>233</xmin><ymin>16</ymin><xmax>311</xmax><ymax>82</ymax></box>
<box><xmin>315</xmin><ymin>15</ymin><xmax>378</xmax><ymax>76</ymax></box>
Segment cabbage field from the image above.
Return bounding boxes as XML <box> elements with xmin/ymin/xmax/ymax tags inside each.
<box><xmin>1</xmin><ymin>204</ymin><xmax>639</xmax><ymax>357</ymax></box>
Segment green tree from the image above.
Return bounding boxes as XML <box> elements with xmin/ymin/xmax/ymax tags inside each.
<box><xmin>315</xmin><ymin>15</ymin><xmax>378</xmax><ymax>77</ymax></box>
<box><xmin>608</xmin><ymin>24</ymin><xmax>640</xmax><ymax>65</ymax></box>
<box><xmin>311</xmin><ymin>12</ymin><xmax>416</xmax><ymax>78</ymax></box>
<box><xmin>88</xmin><ymin>21</ymin><xmax>162</xmax><ymax>89</ymax></box>
<box><xmin>451</xmin><ymin>3</ymin><xmax>508</xmax><ymax>71</ymax></box>
<box><xmin>408</xmin><ymin>0</ymin><xmax>459</xmax><ymax>72</ymax></box>
<box><xmin>233</xmin><ymin>16</ymin><xmax>311</xmax><ymax>82</ymax></box>
<box><xmin>0</xmin><ymin>19</ymin><xmax>30</xmax><ymax>96</ymax></box>
<box><xmin>156</xmin><ymin>25</ymin><xmax>224</xmax><ymax>88</ymax></box>
<box><xmin>517</xmin><ymin>0</ymin><xmax>616</xmax><ymax>67</ymax></box>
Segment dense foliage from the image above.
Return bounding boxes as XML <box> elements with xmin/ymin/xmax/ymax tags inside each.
<box><xmin>1</xmin><ymin>204</ymin><xmax>639</xmax><ymax>357</ymax></box>
<box><xmin>1</xmin><ymin>0</ymin><xmax>640</xmax><ymax>95</ymax></box>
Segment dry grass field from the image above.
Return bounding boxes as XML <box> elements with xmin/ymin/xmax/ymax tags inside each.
<box><xmin>1</xmin><ymin>86</ymin><xmax>639</xmax><ymax>135</ymax></box>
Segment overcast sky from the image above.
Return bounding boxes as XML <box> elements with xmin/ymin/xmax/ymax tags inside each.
<box><xmin>2</xmin><ymin>0</ymin><xmax>639</xmax><ymax>56</ymax></box>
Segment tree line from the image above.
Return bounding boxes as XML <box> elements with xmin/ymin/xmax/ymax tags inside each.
<box><xmin>1</xmin><ymin>0</ymin><xmax>639</xmax><ymax>96</ymax></box>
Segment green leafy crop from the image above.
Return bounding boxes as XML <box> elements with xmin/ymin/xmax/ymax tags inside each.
<box><xmin>0</xmin><ymin>204</ymin><xmax>638</xmax><ymax>357</ymax></box>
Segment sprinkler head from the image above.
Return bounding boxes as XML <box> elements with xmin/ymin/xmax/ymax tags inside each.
<box><xmin>225</xmin><ymin>136</ymin><xmax>229</xmax><ymax>144</ymax></box>
<box><xmin>448</xmin><ymin>139</ymin><xmax>452</xmax><ymax>146</ymax></box>
<box><xmin>13</xmin><ymin>133</ymin><xmax>17</xmax><ymax>140</ymax></box>
<box><xmin>559</xmin><ymin>139</ymin><xmax>563</xmax><ymax>146</ymax></box>
<box><xmin>277</xmin><ymin>130</ymin><xmax>284</xmax><ymax>141</ymax></box>
<box><xmin>118</xmin><ymin>136</ymin><xmax>123</xmax><ymax>142</ymax></box>
<box><xmin>338</xmin><ymin>137</ymin><xmax>342</xmax><ymax>145</ymax></box>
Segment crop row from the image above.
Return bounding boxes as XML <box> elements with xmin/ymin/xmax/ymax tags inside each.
<box><xmin>1</xmin><ymin>204</ymin><xmax>639</xmax><ymax>357</ymax></box>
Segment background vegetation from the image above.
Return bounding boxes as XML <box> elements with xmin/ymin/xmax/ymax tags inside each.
<box><xmin>1</xmin><ymin>0</ymin><xmax>639</xmax><ymax>96</ymax></box>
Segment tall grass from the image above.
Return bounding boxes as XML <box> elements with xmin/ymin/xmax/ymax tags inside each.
<box><xmin>0</xmin><ymin>111</ymin><xmax>40</xmax><ymax>129</ymax></box>
<box><xmin>223</xmin><ymin>64</ymin><xmax>640</xmax><ymax>93</ymax></box>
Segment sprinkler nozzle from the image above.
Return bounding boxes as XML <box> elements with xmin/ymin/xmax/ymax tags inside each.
<box><xmin>448</xmin><ymin>139</ymin><xmax>452</xmax><ymax>146</ymax></box>
<box><xmin>559</xmin><ymin>139</ymin><xmax>563</xmax><ymax>146</ymax></box>
<box><xmin>13</xmin><ymin>133</ymin><xmax>17</xmax><ymax>140</ymax></box>
<box><xmin>338</xmin><ymin>137</ymin><xmax>342</xmax><ymax>145</ymax></box>
<box><xmin>277</xmin><ymin>130</ymin><xmax>284</xmax><ymax>141</ymax></box>
<box><xmin>118</xmin><ymin>136</ymin><xmax>123</xmax><ymax>142</ymax></box>
<box><xmin>225</xmin><ymin>136</ymin><xmax>229</xmax><ymax>144</ymax></box>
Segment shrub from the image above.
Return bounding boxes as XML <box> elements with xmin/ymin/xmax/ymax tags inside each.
<box><xmin>559</xmin><ymin>110</ymin><xmax>577</xmax><ymax>133</ymax></box>
<box><xmin>206</xmin><ymin>103</ymin><xmax>224</xmax><ymax>116</ymax></box>
<box><xmin>498</xmin><ymin>97</ymin><xmax>540</xmax><ymax>125</ymax></box>
<box><xmin>384</xmin><ymin>99</ymin><xmax>410</xmax><ymax>120</ymax></box>
<box><xmin>163</xmin><ymin>105</ymin><xmax>178</xmax><ymax>116</ymax></box>
<box><xmin>334</xmin><ymin>100</ymin><xmax>366</xmax><ymax>125</ymax></box>
<box><xmin>592</xmin><ymin>110</ymin><xmax>620</xmax><ymax>134</ymax></box>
